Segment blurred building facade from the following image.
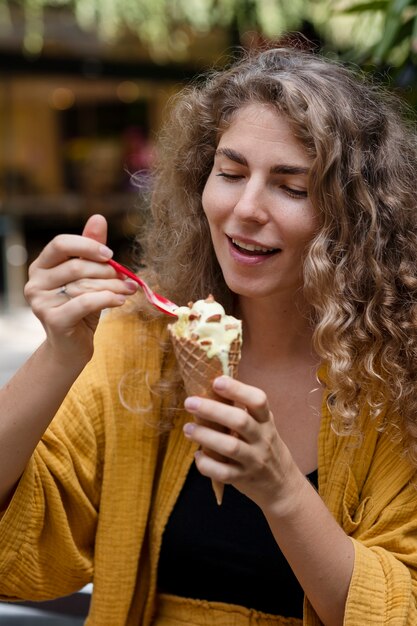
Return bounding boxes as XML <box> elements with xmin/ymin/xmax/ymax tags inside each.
<box><xmin>0</xmin><ymin>6</ymin><xmax>231</xmax><ymax>309</ymax></box>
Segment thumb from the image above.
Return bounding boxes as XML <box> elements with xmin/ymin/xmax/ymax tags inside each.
<box><xmin>82</xmin><ymin>214</ymin><xmax>108</xmax><ymax>245</ymax></box>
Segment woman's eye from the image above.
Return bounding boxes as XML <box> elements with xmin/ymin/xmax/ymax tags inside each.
<box><xmin>282</xmin><ymin>185</ymin><xmax>308</xmax><ymax>199</ymax></box>
<box><xmin>216</xmin><ymin>172</ymin><xmax>242</xmax><ymax>181</ymax></box>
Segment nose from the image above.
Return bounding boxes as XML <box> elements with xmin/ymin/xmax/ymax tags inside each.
<box><xmin>233</xmin><ymin>179</ymin><xmax>269</xmax><ymax>223</ymax></box>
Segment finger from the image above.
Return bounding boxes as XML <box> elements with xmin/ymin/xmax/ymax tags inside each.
<box><xmin>41</xmin><ymin>290</ymin><xmax>127</xmax><ymax>327</ymax></box>
<box><xmin>52</xmin><ymin>278</ymin><xmax>138</xmax><ymax>300</ymax></box>
<box><xmin>25</xmin><ymin>258</ymin><xmax>122</xmax><ymax>302</ymax></box>
<box><xmin>82</xmin><ymin>214</ymin><xmax>108</xmax><ymax>244</ymax></box>
<box><xmin>184</xmin><ymin>396</ymin><xmax>255</xmax><ymax>442</ymax></box>
<box><xmin>28</xmin><ymin>277</ymin><xmax>137</xmax><ymax>318</ymax></box>
<box><xmin>194</xmin><ymin>449</ymin><xmax>241</xmax><ymax>486</ymax></box>
<box><xmin>30</xmin><ymin>234</ymin><xmax>113</xmax><ymax>272</ymax></box>
<box><xmin>212</xmin><ymin>376</ymin><xmax>272</xmax><ymax>423</ymax></box>
<box><xmin>41</xmin><ymin>257</ymin><xmax>124</xmax><ymax>288</ymax></box>
<box><xmin>184</xmin><ymin>421</ymin><xmax>243</xmax><ymax>462</ymax></box>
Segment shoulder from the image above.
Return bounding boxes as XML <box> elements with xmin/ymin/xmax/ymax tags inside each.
<box><xmin>66</xmin><ymin>301</ymin><xmax>175</xmax><ymax>415</ymax></box>
<box><xmin>92</xmin><ymin>300</ymin><xmax>171</xmax><ymax>373</ymax></box>
<box><xmin>96</xmin><ymin>299</ymin><xmax>170</xmax><ymax>344</ymax></box>
<box><xmin>61</xmin><ymin>301</ymin><xmax>175</xmax><ymax>436</ymax></box>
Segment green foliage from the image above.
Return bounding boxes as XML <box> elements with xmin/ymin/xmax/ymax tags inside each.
<box><xmin>337</xmin><ymin>0</ymin><xmax>417</xmax><ymax>67</ymax></box>
<box><xmin>5</xmin><ymin>0</ymin><xmax>417</xmax><ymax>75</ymax></box>
<box><xmin>5</xmin><ymin>0</ymin><xmax>314</xmax><ymax>59</ymax></box>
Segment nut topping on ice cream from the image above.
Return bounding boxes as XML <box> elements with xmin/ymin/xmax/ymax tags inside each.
<box><xmin>169</xmin><ymin>295</ymin><xmax>242</xmax><ymax>375</ymax></box>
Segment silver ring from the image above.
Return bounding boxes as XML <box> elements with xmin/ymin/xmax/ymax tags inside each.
<box><xmin>58</xmin><ymin>284</ymin><xmax>71</xmax><ymax>298</ymax></box>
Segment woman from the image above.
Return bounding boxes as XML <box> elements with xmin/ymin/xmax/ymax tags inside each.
<box><xmin>1</xmin><ymin>46</ymin><xmax>417</xmax><ymax>625</ymax></box>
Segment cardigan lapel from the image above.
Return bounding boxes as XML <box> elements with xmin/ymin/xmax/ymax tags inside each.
<box><xmin>141</xmin><ymin>410</ymin><xmax>197</xmax><ymax>626</ymax></box>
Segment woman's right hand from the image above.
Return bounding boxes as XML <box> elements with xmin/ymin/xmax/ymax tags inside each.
<box><xmin>24</xmin><ymin>214</ymin><xmax>138</xmax><ymax>366</ymax></box>
<box><xmin>0</xmin><ymin>215</ymin><xmax>137</xmax><ymax>507</ymax></box>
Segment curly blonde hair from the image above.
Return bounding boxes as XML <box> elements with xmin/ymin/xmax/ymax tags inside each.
<box><xmin>137</xmin><ymin>46</ymin><xmax>417</xmax><ymax>464</ymax></box>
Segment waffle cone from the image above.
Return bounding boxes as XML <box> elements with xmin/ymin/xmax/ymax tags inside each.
<box><xmin>170</xmin><ymin>334</ymin><xmax>241</xmax><ymax>505</ymax></box>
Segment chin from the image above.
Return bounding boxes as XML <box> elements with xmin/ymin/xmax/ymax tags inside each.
<box><xmin>223</xmin><ymin>279</ymin><xmax>271</xmax><ymax>300</ymax></box>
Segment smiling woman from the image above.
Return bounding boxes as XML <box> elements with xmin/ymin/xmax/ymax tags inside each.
<box><xmin>1</xmin><ymin>46</ymin><xmax>417</xmax><ymax>626</ymax></box>
<box><xmin>202</xmin><ymin>103</ymin><xmax>316</xmax><ymax>300</ymax></box>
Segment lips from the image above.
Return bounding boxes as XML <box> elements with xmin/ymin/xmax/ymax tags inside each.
<box><xmin>230</xmin><ymin>237</ymin><xmax>280</xmax><ymax>256</ymax></box>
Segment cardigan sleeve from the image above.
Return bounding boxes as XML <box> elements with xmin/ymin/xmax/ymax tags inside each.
<box><xmin>345</xmin><ymin>539</ymin><xmax>417</xmax><ymax>624</ymax></box>
<box><xmin>343</xmin><ymin>475</ymin><xmax>417</xmax><ymax>624</ymax></box>
<box><xmin>303</xmin><ymin>385</ymin><xmax>417</xmax><ymax>626</ymax></box>
<box><xmin>0</xmin><ymin>304</ymin><xmax>169</xmax><ymax>604</ymax></box>
<box><xmin>303</xmin><ymin>481</ymin><xmax>417</xmax><ymax>626</ymax></box>
<box><xmin>0</xmin><ymin>383</ymin><xmax>103</xmax><ymax>601</ymax></box>
<box><xmin>345</xmin><ymin>440</ymin><xmax>417</xmax><ymax>623</ymax></box>
<box><xmin>303</xmin><ymin>529</ymin><xmax>417</xmax><ymax>626</ymax></box>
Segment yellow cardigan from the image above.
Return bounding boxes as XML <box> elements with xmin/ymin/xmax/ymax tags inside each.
<box><xmin>0</xmin><ymin>306</ymin><xmax>417</xmax><ymax>625</ymax></box>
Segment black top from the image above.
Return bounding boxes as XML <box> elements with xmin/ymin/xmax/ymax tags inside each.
<box><xmin>157</xmin><ymin>461</ymin><xmax>318</xmax><ymax>618</ymax></box>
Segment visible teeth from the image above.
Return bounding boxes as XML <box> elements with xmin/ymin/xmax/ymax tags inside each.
<box><xmin>232</xmin><ymin>238</ymin><xmax>275</xmax><ymax>253</ymax></box>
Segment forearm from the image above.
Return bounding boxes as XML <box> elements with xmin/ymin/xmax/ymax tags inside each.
<box><xmin>264</xmin><ymin>469</ymin><xmax>354</xmax><ymax>626</ymax></box>
<box><xmin>0</xmin><ymin>340</ymin><xmax>88</xmax><ymax>508</ymax></box>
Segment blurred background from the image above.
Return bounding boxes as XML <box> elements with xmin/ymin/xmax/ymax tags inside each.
<box><xmin>1</xmin><ymin>0</ymin><xmax>417</xmax><ymax>315</ymax></box>
<box><xmin>1</xmin><ymin>0</ymin><xmax>417</xmax><ymax>621</ymax></box>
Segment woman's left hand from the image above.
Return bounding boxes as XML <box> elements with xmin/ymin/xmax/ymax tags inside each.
<box><xmin>184</xmin><ymin>374</ymin><xmax>355</xmax><ymax>626</ymax></box>
<box><xmin>183</xmin><ymin>375</ymin><xmax>299</xmax><ymax>511</ymax></box>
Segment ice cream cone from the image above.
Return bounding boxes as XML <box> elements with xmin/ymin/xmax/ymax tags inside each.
<box><xmin>170</xmin><ymin>334</ymin><xmax>241</xmax><ymax>505</ymax></box>
<box><xmin>168</xmin><ymin>295</ymin><xmax>242</xmax><ymax>504</ymax></box>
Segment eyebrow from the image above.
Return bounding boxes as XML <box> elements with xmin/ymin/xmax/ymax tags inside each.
<box><xmin>215</xmin><ymin>147</ymin><xmax>310</xmax><ymax>176</ymax></box>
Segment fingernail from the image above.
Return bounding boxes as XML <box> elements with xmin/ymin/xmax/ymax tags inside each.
<box><xmin>213</xmin><ymin>376</ymin><xmax>227</xmax><ymax>390</ymax></box>
<box><xmin>99</xmin><ymin>245</ymin><xmax>113</xmax><ymax>259</ymax></box>
<box><xmin>183</xmin><ymin>422</ymin><xmax>195</xmax><ymax>437</ymax></box>
<box><xmin>184</xmin><ymin>397</ymin><xmax>201</xmax><ymax>411</ymax></box>
<box><xmin>125</xmin><ymin>279</ymin><xmax>138</xmax><ymax>292</ymax></box>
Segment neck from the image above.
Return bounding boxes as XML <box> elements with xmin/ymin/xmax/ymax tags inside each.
<box><xmin>236</xmin><ymin>293</ymin><xmax>315</xmax><ymax>364</ymax></box>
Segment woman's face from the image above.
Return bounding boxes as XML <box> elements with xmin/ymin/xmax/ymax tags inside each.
<box><xmin>202</xmin><ymin>103</ymin><xmax>318</xmax><ymax>302</ymax></box>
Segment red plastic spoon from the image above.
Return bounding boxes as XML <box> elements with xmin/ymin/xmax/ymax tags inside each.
<box><xmin>108</xmin><ymin>259</ymin><xmax>178</xmax><ymax>317</ymax></box>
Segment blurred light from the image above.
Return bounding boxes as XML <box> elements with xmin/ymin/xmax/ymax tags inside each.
<box><xmin>117</xmin><ymin>81</ymin><xmax>140</xmax><ymax>103</ymax></box>
<box><xmin>50</xmin><ymin>87</ymin><xmax>75</xmax><ymax>110</ymax></box>
<box><xmin>6</xmin><ymin>244</ymin><xmax>28</xmax><ymax>267</ymax></box>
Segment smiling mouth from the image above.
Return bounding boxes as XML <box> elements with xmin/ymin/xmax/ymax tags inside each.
<box><xmin>230</xmin><ymin>237</ymin><xmax>281</xmax><ymax>256</ymax></box>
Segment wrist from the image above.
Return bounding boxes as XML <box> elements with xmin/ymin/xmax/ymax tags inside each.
<box><xmin>40</xmin><ymin>338</ymin><xmax>92</xmax><ymax>374</ymax></box>
<box><xmin>266</xmin><ymin>461</ymin><xmax>312</xmax><ymax>520</ymax></box>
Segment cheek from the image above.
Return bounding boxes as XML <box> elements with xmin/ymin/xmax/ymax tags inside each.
<box><xmin>304</xmin><ymin>207</ymin><xmax>320</xmax><ymax>241</ymax></box>
<box><xmin>287</xmin><ymin>205</ymin><xmax>318</xmax><ymax>242</ymax></box>
<box><xmin>202</xmin><ymin>175</ymin><xmax>223</xmax><ymax>224</ymax></box>
<box><xmin>201</xmin><ymin>181</ymin><xmax>211</xmax><ymax>219</ymax></box>
<box><xmin>202</xmin><ymin>172</ymin><xmax>239</xmax><ymax>222</ymax></box>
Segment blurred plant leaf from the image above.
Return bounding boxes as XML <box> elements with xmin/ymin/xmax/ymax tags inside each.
<box><xmin>340</xmin><ymin>1</ymin><xmax>389</xmax><ymax>13</ymax></box>
<box><xmin>373</xmin><ymin>0</ymin><xmax>415</xmax><ymax>60</ymax></box>
<box><xmin>337</xmin><ymin>0</ymin><xmax>417</xmax><ymax>73</ymax></box>
<box><xmin>5</xmin><ymin>0</ymin><xmax>417</xmax><ymax>71</ymax></box>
